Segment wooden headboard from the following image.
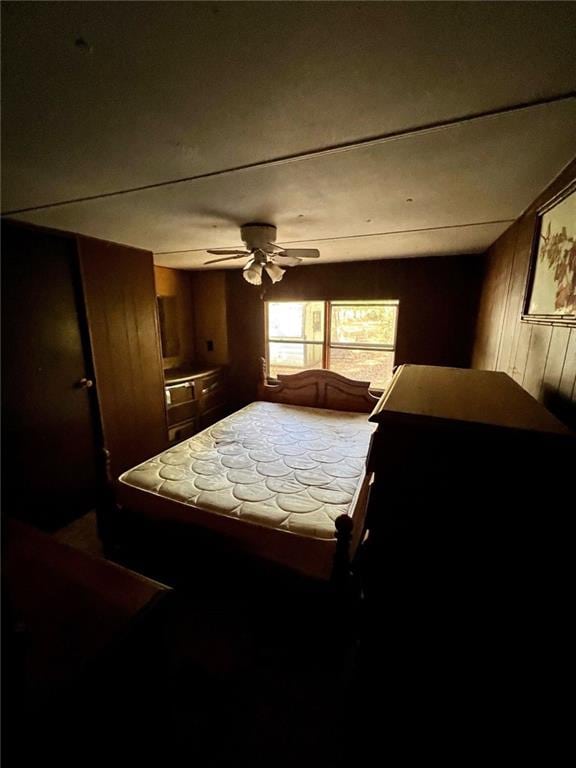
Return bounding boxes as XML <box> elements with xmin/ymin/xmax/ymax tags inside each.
<box><xmin>258</xmin><ymin>360</ymin><xmax>380</xmax><ymax>413</ymax></box>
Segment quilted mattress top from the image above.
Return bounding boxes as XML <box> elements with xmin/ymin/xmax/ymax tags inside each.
<box><xmin>119</xmin><ymin>401</ymin><xmax>376</xmax><ymax>540</ymax></box>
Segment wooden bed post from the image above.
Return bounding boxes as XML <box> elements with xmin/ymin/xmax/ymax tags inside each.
<box><xmin>257</xmin><ymin>357</ymin><xmax>267</xmax><ymax>401</ymax></box>
<box><xmin>332</xmin><ymin>514</ymin><xmax>354</xmax><ymax>591</ymax></box>
<box><xmin>95</xmin><ymin>448</ymin><xmax>114</xmax><ymax>551</ymax></box>
<box><xmin>96</xmin><ymin>446</ymin><xmax>126</xmax><ymax>559</ymax></box>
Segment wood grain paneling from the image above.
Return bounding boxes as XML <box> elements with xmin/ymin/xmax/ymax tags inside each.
<box><xmin>498</xmin><ymin>215</ymin><xmax>535</xmax><ymax>374</ymax></box>
<box><xmin>472</xmin><ymin>159</ymin><xmax>576</xmax><ymax>429</ymax></box>
<box><xmin>522</xmin><ymin>324</ymin><xmax>552</xmax><ymax>398</ymax></box>
<box><xmin>511</xmin><ymin>322</ymin><xmax>533</xmax><ymax>385</ymax></box>
<box><xmin>542</xmin><ymin>326</ymin><xmax>571</xmax><ymax>395</ymax></box>
<box><xmin>79</xmin><ymin>237</ymin><xmax>167</xmax><ymax>477</ymax></box>
<box><xmin>190</xmin><ymin>271</ymin><xmax>229</xmax><ymax>366</ymax></box>
<box><xmin>559</xmin><ymin>329</ymin><xmax>576</xmax><ymax>400</ymax></box>
<box><xmin>472</xmin><ymin>226</ymin><xmax>517</xmax><ymax>371</ymax></box>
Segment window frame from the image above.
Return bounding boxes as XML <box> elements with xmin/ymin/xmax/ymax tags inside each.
<box><xmin>265</xmin><ymin>299</ymin><xmax>399</xmax><ymax>389</ymax></box>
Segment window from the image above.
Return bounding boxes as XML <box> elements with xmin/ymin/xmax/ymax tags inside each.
<box><xmin>265</xmin><ymin>300</ymin><xmax>399</xmax><ymax>389</ymax></box>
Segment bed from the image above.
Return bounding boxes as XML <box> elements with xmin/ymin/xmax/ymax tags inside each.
<box><xmin>114</xmin><ymin>367</ymin><xmax>381</xmax><ymax>581</ymax></box>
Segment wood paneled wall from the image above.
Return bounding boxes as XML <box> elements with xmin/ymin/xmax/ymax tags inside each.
<box><xmin>225</xmin><ymin>255</ymin><xmax>484</xmax><ymax>409</ymax></box>
<box><xmin>190</xmin><ymin>271</ymin><xmax>229</xmax><ymax>366</ymax></box>
<box><xmin>472</xmin><ymin>159</ymin><xmax>576</xmax><ymax>429</ymax></box>
<box><xmin>79</xmin><ymin>237</ymin><xmax>167</xmax><ymax>477</ymax></box>
<box><xmin>154</xmin><ymin>266</ymin><xmax>195</xmax><ymax>368</ymax></box>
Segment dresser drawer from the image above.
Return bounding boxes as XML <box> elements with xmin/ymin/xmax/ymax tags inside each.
<box><xmin>164</xmin><ymin>366</ymin><xmax>227</xmax><ymax>442</ymax></box>
<box><xmin>199</xmin><ymin>386</ymin><xmax>226</xmax><ymax>415</ymax></box>
<box><xmin>166</xmin><ymin>400</ymin><xmax>199</xmax><ymax>427</ymax></box>
<box><xmin>193</xmin><ymin>373</ymin><xmax>222</xmax><ymax>399</ymax></box>
<box><xmin>168</xmin><ymin>419</ymin><xmax>198</xmax><ymax>443</ymax></box>
<box><xmin>165</xmin><ymin>380</ymin><xmax>195</xmax><ymax>406</ymax></box>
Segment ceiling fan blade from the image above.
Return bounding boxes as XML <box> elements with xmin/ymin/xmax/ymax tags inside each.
<box><xmin>271</xmin><ymin>254</ymin><xmax>301</xmax><ymax>267</ymax></box>
<box><xmin>206</xmin><ymin>249</ymin><xmax>249</xmax><ymax>255</ymax></box>
<box><xmin>204</xmin><ymin>254</ymin><xmax>248</xmax><ymax>265</ymax></box>
<box><xmin>276</xmin><ymin>248</ymin><xmax>320</xmax><ymax>259</ymax></box>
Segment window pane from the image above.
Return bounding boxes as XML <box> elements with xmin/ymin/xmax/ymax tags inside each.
<box><xmin>329</xmin><ymin>348</ymin><xmax>394</xmax><ymax>389</ymax></box>
<box><xmin>330</xmin><ymin>303</ymin><xmax>397</xmax><ymax>346</ymax></box>
<box><xmin>269</xmin><ymin>342</ymin><xmax>323</xmax><ymax>378</ymax></box>
<box><xmin>268</xmin><ymin>302</ymin><xmax>324</xmax><ymax>342</ymax></box>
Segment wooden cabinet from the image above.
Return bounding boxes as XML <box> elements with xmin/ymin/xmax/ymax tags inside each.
<box><xmin>164</xmin><ymin>365</ymin><xmax>227</xmax><ymax>443</ymax></box>
<box><xmin>366</xmin><ymin>363</ymin><xmax>573</xmax><ymax>530</ymax></box>
<box><xmin>357</xmin><ymin>364</ymin><xmax>575</xmax><ymax>728</ymax></box>
<box><xmin>362</xmin><ymin>362</ymin><xmax>575</xmax><ymax>605</ymax></box>
<box><xmin>361</xmin><ymin>362</ymin><xmax>574</xmax><ymax>624</ymax></box>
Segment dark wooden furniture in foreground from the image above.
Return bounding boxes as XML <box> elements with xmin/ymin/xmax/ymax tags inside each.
<box><xmin>3</xmin><ymin>520</ymin><xmax>174</xmax><ymax>768</ymax></box>
<box><xmin>356</xmin><ymin>364</ymin><xmax>575</xmax><ymax>740</ymax></box>
<box><xmin>3</xmin><ymin>519</ymin><xmax>170</xmax><ymax>688</ymax></box>
<box><xmin>365</xmin><ymin>362</ymin><xmax>573</xmax><ymax>529</ymax></box>
<box><xmin>164</xmin><ymin>364</ymin><xmax>228</xmax><ymax>444</ymax></box>
<box><xmin>362</xmin><ymin>362</ymin><xmax>574</xmax><ymax>586</ymax></box>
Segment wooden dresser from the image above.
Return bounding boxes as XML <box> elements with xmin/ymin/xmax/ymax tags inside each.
<box><xmin>163</xmin><ymin>365</ymin><xmax>228</xmax><ymax>444</ymax></box>
<box><xmin>361</xmin><ymin>362</ymin><xmax>574</xmax><ymax>628</ymax></box>
<box><xmin>365</xmin><ymin>363</ymin><xmax>573</xmax><ymax>532</ymax></box>
<box><xmin>357</xmin><ymin>364</ymin><xmax>574</xmax><ymax>755</ymax></box>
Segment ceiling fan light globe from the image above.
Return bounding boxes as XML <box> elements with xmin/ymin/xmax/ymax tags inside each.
<box><xmin>243</xmin><ymin>262</ymin><xmax>263</xmax><ymax>285</ymax></box>
<box><xmin>264</xmin><ymin>263</ymin><xmax>285</xmax><ymax>283</ymax></box>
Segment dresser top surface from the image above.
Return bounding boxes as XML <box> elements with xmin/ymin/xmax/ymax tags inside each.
<box><xmin>370</xmin><ymin>364</ymin><xmax>571</xmax><ymax>435</ymax></box>
<box><xmin>164</xmin><ymin>364</ymin><xmax>222</xmax><ymax>384</ymax></box>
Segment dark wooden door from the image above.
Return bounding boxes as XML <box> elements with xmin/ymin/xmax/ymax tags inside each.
<box><xmin>78</xmin><ymin>236</ymin><xmax>167</xmax><ymax>477</ymax></box>
<box><xmin>1</xmin><ymin>223</ymin><xmax>104</xmax><ymax>529</ymax></box>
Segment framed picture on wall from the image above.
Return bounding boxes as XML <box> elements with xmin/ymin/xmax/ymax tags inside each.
<box><xmin>523</xmin><ymin>180</ymin><xmax>576</xmax><ymax>324</ymax></box>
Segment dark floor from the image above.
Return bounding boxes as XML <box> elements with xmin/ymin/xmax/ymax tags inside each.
<box><xmin>6</xmin><ymin>512</ymin><xmax>569</xmax><ymax>765</ymax></box>
<box><xmin>52</xmin><ymin>510</ymin><xmax>104</xmax><ymax>558</ymax></box>
<box><xmin>8</xmin><ymin>513</ymin><xmax>362</xmax><ymax>766</ymax></box>
<box><xmin>11</xmin><ymin>593</ymin><xmax>357</xmax><ymax>766</ymax></box>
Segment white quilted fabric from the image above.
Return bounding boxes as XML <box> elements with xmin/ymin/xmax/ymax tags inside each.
<box><xmin>119</xmin><ymin>401</ymin><xmax>376</xmax><ymax>540</ymax></box>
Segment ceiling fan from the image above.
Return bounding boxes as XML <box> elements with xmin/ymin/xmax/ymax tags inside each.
<box><xmin>204</xmin><ymin>223</ymin><xmax>320</xmax><ymax>285</ymax></box>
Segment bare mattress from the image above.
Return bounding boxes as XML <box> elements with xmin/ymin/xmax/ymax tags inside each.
<box><xmin>118</xmin><ymin>401</ymin><xmax>376</xmax><ymax>578</ymax></box>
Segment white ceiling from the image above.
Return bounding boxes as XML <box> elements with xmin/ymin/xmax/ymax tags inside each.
<box><xmin>2</xmin><ymin>1</ymin><xmax>575</xmax><ymax>268</ymax></box>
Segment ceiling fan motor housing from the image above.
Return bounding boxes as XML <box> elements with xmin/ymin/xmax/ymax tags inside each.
<box><xmin>240</xmin><ymin>223</ymin><xmax>277</xmax><ymax>251</ymax></box>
